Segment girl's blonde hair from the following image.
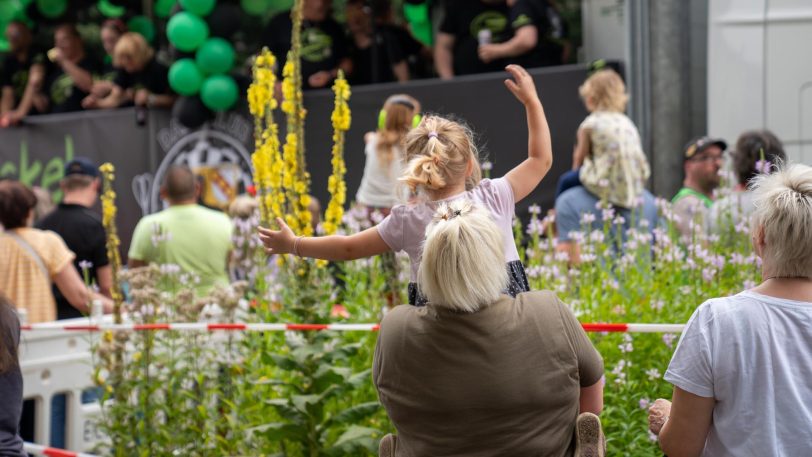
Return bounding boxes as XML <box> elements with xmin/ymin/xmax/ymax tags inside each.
<box><xmin>113</xmin><ymin>32</ymin><xmax>154</xmax><ymax>69</ymax></box>
<box><xmin>750</xmin><ymin>163</ymin><xmax>812</xmax><ymax>278</ymax></box>
<box><xmin>418</xmin><ymin>199</ymin><xmax>508</xmax><ymax>312</ymax></box>
<box><xmin>377</xmin><ymin>94</ymin><xmax>420</xmax><ymax>167</ymax></box>
<box><xmin>400</xmin><ymin>115</ymin><xmax>481</xmax><ymax>196</ymax></box>
<box><xmin>579</xmin><ymin>69</ymin><xmax>628</xmax><ymax>113</ymax></box>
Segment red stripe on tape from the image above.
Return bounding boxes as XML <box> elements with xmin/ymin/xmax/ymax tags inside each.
<box><xmin>43</xmin><ymin>448</ymin><xmax>77</xmax><ymax>457</ymax></box>
<box><xmin>372</xmin><ymin>324</ymin><xmax>380</xmax><ymax>331</ymax></box>
<box><xmin>207</xmin><ymin>323</ymin><xmax>247</xmax><ymax>331</ymax></box>
<box><xmin>62</xmin><ymin>325</ymin><xmax>100</xmax><ymax>331</ymax></box>
<box><xmin>134</xmin><ymin>324</ymin><xmax>171</xmax><ymax>330</ymax></box>
<box><xmin>581</xmin><ymin>323</ymin><xmax>629</xmax><ymax>332</ymax></box>
<box><xmin>286</xmin><ymin>324</ymin><xmax>328</xmax><ymax>331</ymax></box>
<box><xmin>20</xmin><ymin>325</ymin><xmax>32</xmax><ymax>331</ymax></box>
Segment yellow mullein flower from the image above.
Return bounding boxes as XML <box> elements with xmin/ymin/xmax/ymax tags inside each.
<box><xmin>99</xmin><ymin>163</ymin><xmax>123</xmax><ymax>318</ymax></box>
<box><xmin>323</xmin><ymin>72</ymin><xmax>351</xmax><ymax>236</ymax></box>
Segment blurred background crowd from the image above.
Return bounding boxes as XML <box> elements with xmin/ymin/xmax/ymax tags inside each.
<box><xmin>0</xmin><ymin>0</ymin><xmax>580</xmax><ymax>124</ymax></box>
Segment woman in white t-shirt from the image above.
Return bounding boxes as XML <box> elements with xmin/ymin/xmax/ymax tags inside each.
<box><xmin>355</xmin><ymin>94</ymin><xmax>422</xmax><ymax>212</ymax></box>
<box><xmin>648</xmin><ymin>163</ymin><xmax>812</xmax><ymax>456</ymax></box>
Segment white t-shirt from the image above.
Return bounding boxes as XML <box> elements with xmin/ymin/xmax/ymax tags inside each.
<box><xmin>665</xmin><ymin>291</ymin><xmax>812</xmax><ymax>456</ymax></box>
<box><xmin>355</xmin><ymin>133</ymin><xmax>408</xmax><ymax>208</ymax></box>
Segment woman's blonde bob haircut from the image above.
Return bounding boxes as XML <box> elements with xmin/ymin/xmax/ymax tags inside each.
<box><xmin>418</xmin><ymin>200</ymin><xmax>508</xmax><ymax>312</ymax></box>
<box><xmin>750</xmin><ymin>163</ymin><xmax>812</xmax><ymax>278</ymax></box>
<box><xmin>578</xmin><ymin>69</ymin><xmax>628</xmax><ymax>113</ymax></box>
<box><xmin>113</xmin><ymin>32</ymin><xmax>154</xmax><ymax>69</ymax></box>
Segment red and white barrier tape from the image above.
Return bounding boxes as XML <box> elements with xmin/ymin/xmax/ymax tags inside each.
<box><xmin>23</xmin><ymin>442</ymin><xmax>99</xmax><ymax>457</ymax></box>
<box><xmin>20</xmin><ymin>322</ymin><xmax>685</xmax><ymax>333</ymax></box>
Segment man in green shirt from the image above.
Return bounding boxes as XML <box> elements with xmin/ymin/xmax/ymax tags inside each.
<box><xmin>671</xmin><ymin>136</ymin><xmax>727</xmax><ymax>240</ymax></box>
<box><xmin>128</xmin><ymin>165</ymin><xmax>232</xmax><ymax>295</ymax></box>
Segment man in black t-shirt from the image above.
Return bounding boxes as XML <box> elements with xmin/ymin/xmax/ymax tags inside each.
<box><xmin>0</xmin><ymin>22</ymin><xmax>46</xmax><ymax>126</ymax></box>
<box><xmin>478</xmin><ymin>0</ymin><xmax>569</xmax><ymax>68</ymax></box>
<box><xmin>262</xmin><ymin>0</ymin><xmax>351</xmax><ymax>90</ymax></box>
<box><xmin>435</xmin><ymin>0</ymin><xmax>512</xmax><ymax>79</ymax></box>
<box><xmin>36</xmin><ymin>158</ymin><xmax>111</xmax><ymax>320</ymax></box>
<box><xmin>346</xmin><ymin>0</ymin><xmax>409</xmax><ymax>85</ymax></box>
<box><xmin>1</xmin><ymin>22</ymin><xmax>42</xmax><ymax>112</ymax></box>
<box><xmin>42</xmin><ymin>24</ymin><xmax>100</xmax><ymax>113</ymax></box>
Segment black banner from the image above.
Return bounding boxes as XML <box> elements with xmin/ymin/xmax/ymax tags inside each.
<box><xmin>0</xmin><ymin>65</ymin><xmax>589</xmax><ymax>255</ymax></box>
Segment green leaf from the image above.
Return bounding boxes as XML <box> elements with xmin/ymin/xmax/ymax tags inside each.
<box><xmin>265</xmin><ymin>398</ymin><xmax>304</xmax><ymax>421</ymax></box>
<box><xmin>269</xmin><ymin>353</ymin><xmax>301</xmax><ymax>371</ymax></box>
<box><xmin>325</xmin><ymin>425</ymin><xmax>379</xmax><ymax>454</ymax></box>
<box><xmin>249</xmin><ymin>422</ymin><xmax>307</xmax><ymax>442</ymax></box>
<box><xmin>319</xmin><ymin>402</ymin><xmax>380</xmax><ymax>434</ymax></box>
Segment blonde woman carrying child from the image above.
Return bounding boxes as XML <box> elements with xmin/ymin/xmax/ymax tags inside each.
<box><xmin>555</xmin><ymin>69</ymin><xmax>649</xmax><ymax>209</ymax></box>
<box><xmin>258</xmin><ymin>65</ymin><xmax>552</xmax><ymax>305</ymax></box>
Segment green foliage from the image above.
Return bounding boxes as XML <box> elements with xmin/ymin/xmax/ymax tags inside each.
<box><xmin>94</xmin><ymin>194</ymin><xmax>758</xmax><ymax>455</ymax></box>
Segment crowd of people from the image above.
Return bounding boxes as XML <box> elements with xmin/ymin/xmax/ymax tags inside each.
<box><xmin>0</xmin><ymin>0</ymin><xmax>572</xmax><ymax>126</ymax></box>
<box><xmin>1</xmin><ymin>57</ymin><xmax>811</xmax><ymax>455</ymax></box>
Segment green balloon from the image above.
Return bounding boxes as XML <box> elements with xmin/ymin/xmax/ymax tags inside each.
<box><xmin>169</xmin><ymin>58</ymin><xmax>203</xmax><ymax>96</ymax></box>
<box><xmin>201</xmin><ymin>75</ymin><xmax>238</xmax><ymax>111</ymax></box>
<box><xmin>37</xmin><ymin>0</ymin><xmax>67</xmax><ymax>18</ymax></box>
<box><xmin>98</xmin><ymin>0</ymin><xmax>124</xmax><ymax>18</ymax></box>
<box><xmin>155</xmin><ymin>0</ymin><xmax>177</xmax><ymax>19</ymax></box>
<box><xmin>240</xmin><ymin>0</ymin><xmax>270</xmax><ymax>16</ymax></box>
<box><xmin>127</xmin><ymin>16</ymin><xmax>155</xmax><ymax>43</ymax></box>
<box><xmin>166</xmin><ymin>12</ymin><xmax>209</xmax><ymax>52</ymax></box>
<box><xmin>180</xmin><ymin>0</ymin><xmax>215</xmax><ymax>17</ymax></box>
<box><xmin>195</xmin><ymin>38</ymin><xmax>235</xmax><ymax>75</ymax></box>
<box><xmin>0</xmin><ymin>0</ymin><xmax>22</xmax><ymax>23</ymax></box>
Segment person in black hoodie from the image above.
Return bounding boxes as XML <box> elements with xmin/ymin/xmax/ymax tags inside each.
<box><xmin>0</xmin><ymin>293</ymin><xmax>25</xmax><ymax>457</ymax></box>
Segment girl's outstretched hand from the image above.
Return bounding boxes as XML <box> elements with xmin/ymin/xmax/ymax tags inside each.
<box><xmin>504</xmin><ymin>64</ymin><xmax>540</xmax><ymax>106</ymax></box>
<box><xmin>257</xmin><ymin>217</ymin><xmax>296</xmax><ymax>255</ymax></box>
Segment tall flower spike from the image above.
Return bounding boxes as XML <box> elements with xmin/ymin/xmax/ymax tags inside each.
<box><xmin>324</xmin><ymin>71</ymin><xmax>352</xmax><ymax>237</ymax></box>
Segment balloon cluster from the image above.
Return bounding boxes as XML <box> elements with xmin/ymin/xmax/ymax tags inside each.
<box><xmin>167</xmin><ymin>0</ymin><xmax>242</xmax><ymax>126</ymax></box>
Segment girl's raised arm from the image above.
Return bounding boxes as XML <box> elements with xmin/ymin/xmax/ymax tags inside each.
<box><xmin>502</xmin><ymin>65</ymin><xmax>553</xmax><ymax>203</ymax></box>
<box><xmin>258</xmin><ymin>218</ymin><xmax>391</xmax><ymax>261</ymax></box>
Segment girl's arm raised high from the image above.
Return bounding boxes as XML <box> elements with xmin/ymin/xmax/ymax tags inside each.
<box><xmin>502</xmin><ymin>64</ymin><xmax>553</xmax><ymax>203</ymax></box>
<box><xmin>258</xmin><ymin>217</ymin><xmax>391</xmax><ymax>261</ymax></box>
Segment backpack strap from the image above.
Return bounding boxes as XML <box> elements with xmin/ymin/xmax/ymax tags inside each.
<box><xmin>3</xmin><ymin>231</ymin><xmax>49</xmax><ymax>281</ymax></box>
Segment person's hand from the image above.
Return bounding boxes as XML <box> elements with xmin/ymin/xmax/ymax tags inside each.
<box><xmin>28</xmin><ymin>65</ymin><xmax>45</xmax><ymax>88</ymax></box>
<box><xmin>648</xmin><ymin>398</ymin><xmax>672</xmax><ymax>436</ymax></box>
<box><xmin>503</xmin><ymin>64</ymin><xmax>539</xmax><ymax>106</ymax></box>
<box><xmin>308</xmin><ymin>70</ymin><xmax>332</xmax><ymax>88</ymax></box>
<box><xmin>134</xmin><ymin>89</ymin><xmax>150</xmax><ymax>107</ymax></box>
<box><xmin>478</xmin><ymin>44</ymin><xmax>501</xmax><ymax>63</ymax></box>
<box><xmin>91</xmin><ymin>81</ymin><xmax>113</xmax><ymax>98</ymax></box>
<box><xmin>49</xmin><ymin>48</ymin><xmax>65</xmax><ymax>65</ymax></box>
<box><xmin>257</xmin><ymin>217</ymin><xmax>297</xmax><ymax>255</ymax></box>
<box><xmin>82</xmin><ymin>94</ymin><xmax>99</xmax><ymax>109</ymax></box>
<box><xmin>2</xmin><ymin>110</ymin><xmax>24</xmax><ymax>127</ymax></box>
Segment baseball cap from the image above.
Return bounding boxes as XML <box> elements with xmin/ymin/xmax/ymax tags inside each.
<box><xmin>64</xmin><ymin>157</ymin><xmax>100</xmax><ymax>178</ymax></box>
<box><xmin>683</xmin><ymin>136</ymin><xmax>728</xmax><ymax>161</ymax></box>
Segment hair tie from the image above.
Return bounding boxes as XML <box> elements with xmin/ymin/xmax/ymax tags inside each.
<box><xmin>428</xmin><ymin>131</ymin><xmax>438</xmax><ymax>139</ymax></box>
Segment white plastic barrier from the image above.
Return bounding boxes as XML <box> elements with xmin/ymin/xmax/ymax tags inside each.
<box><xmin>18</xmin><ymin>315</ymin><xmax>111</xmax><ymax>453</ymax></box>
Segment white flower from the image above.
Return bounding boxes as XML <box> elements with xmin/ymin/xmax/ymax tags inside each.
<box><xmin>528</xmin><ymin>204</ymin><xmax>541</xmax><ymax>215</ymax></box>
<box><xmin>645</xmin><ymin>368</ymin><xmax>661</xmax><ymax>380</ymax></box>
<box><xmin>480</xmin><ymin>161</ymin><xmax>493</xmax><ymax>171</ymax></box>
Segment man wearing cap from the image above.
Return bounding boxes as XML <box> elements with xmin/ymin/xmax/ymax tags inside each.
<box><xmin>671</xmin><ymin>136</ymin><xmax>727</xmax><ymax>240</ymax></box>
<box><xmin>36</xmin><ymin>157</ymin><xmax>112</xmax><ymax>320</ymax></box>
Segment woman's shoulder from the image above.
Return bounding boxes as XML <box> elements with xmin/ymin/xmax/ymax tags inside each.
<box><xmin>513</xmin><ymin>290</ymin><xmax>563</xmax><ymax>311</ymax></box>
